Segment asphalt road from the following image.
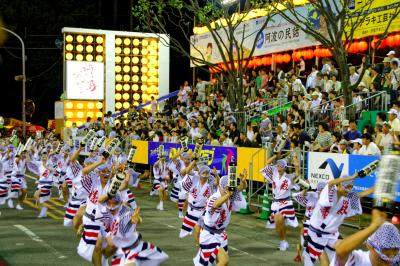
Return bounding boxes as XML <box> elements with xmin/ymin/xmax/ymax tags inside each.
<box><xmin>0</xmin><ymin>176</ymin><xmax>365</xmax><ymax>266</ymax></box>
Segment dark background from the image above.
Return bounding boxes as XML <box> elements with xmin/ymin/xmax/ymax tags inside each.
<box><xmin>0</xmin><ymin>0</ymin><xmax>192</xmax><ymax>127</ymax></box>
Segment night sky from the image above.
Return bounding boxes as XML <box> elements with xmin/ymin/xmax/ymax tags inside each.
<box><xmin>0</xmin><ymin>0</ymin><xmax>192</xmax><ymax>127</ymax></box>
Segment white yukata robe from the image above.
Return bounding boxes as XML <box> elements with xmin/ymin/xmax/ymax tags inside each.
<box><xmin>304</xmin><ymin>185</ymin><xmax>362</xmax><ymax>265</ymax></box>
<box><xmin>260</xmin><ymin>165</ymin><xmax>299</xmax><ymax>229</ymax></box>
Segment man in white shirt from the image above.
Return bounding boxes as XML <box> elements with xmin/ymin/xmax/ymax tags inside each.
<box><xmin>387</xmin><ymin>50</ymin><xmax>400</xmax><ymax>66</ymax></box>
<box><xmin>349</xmin><ymin>66</ymin><xmax>360</xmax><ymax>86</ymax></box>
<box><xmin>290</xmin><ymin>74</ymin><xmax>306</xmax><ymax>96</ymax></box>
<box><xmin>359</xmin><ymin>133</ymin><xmax>381</xmax><ymax>156</ymax></box>
<box><xmin>306</xmin><ymin>65</ymin><xmax>318</xmax><ymax>89</ymax></box>
<box><xmin>388</xmin><ymin>108</ymin><xmax>400</xmax><ymax>134</ymax></box>
<box><xmin>378</xmin><ymin>122</ymin><xmax>394</xmax><ymax>154</ymax></box>
<box><xmin>310</xmin><ymin>91</ymin><xmax>321</xmax><ymax>109</ymax></box>
<box><xmin>195</xmin><ymin>77</ymin><xmax>210</xmax><ymax>102</ymax></box>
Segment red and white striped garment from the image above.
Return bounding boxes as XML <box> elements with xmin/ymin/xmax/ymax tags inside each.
<box><xmin>293</xmin><ymin>191</ymin><xmax>319</xmax><ymax>237</ymax></box>
<box><xmin>108</xmin><ymin>205</ymin><xmax>169</xmax><ymax>266</ymax></box>
<box><xmin>151</xmin><ymin>161</ymin><xmax>169</xmax><ymax>195</ymax></box>
<box><xmin>179</xmin><ymin>175</ymin><xmax>214</xmax><ymax>238</ymax></box>
<box><xmin>261</xmin><ymin>165</ymin><xmax>298</xmax><ymax>229</ymax></box>
<box><xmin>304</xmin><ymin>185</ymin><xmax>362</xmax><ymax>265</ymax></box>
<box><xmin>193</xmin><ymin>190</ymin><xmax>231</xmax><ymax>266</ymax></box>
<box><xmin>27</xmin><ymin>161</ymin><xmax>53</xmax><ymax>203</ymax></box>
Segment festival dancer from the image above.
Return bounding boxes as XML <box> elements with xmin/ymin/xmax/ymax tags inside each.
<box><xmin>332</xmin><ymin>209</ymin><xmax>400</xmax><ymax>266</ymax></box>
<box><xmin>152</xmin><ymin>150</ymin><xmax>169</xmax><ymax>211</ymax></box>
<box><xmin>292</xmin><ymin>181</ymin><xmax>327</xmax><ymax>263</ymax></box>
<box><xmin>167</xmin><ymin>150</ymin><xmax>186</xmax><ymax>217</ymax></box>
<box><xmin>101</xmin><ymin>195</ymin><xmax>169</xmax><ymax>266</ymax></box>
<box><xmin>179</xmin><ymin>165</ymin><xmax>219</xmax><ymax>238</ymax></box>
<box><xmin>260</xmin><ymin>156</ymin><xmax>300</xmax><ymax>251</ymax></box>
<box><xmin>193</xmin><ymin>170</ymin><xmax>247</xmax><ymax>266</ymax></box>
<box><xmin>303</xmin><ymin>173</ymin><xmax>375</xmax><ymax>265</ymax></box>
<box><xmin>8</xmin><ymin>149</ymin><xmax>28</xmax><ymax>210</ymax></box>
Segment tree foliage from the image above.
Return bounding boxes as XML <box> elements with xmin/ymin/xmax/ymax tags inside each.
<box><xmin>272</xmin><ymin>0</ymin><xmax>400</xmax><ymax>106</ymax></box>
<box><xmin>133</xmin><ymin>0</ymin><xmax>274</xmax><ymax>115</ymax></box>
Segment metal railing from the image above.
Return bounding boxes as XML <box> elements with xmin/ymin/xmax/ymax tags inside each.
<box><xmin>343</xmin><ymin>91</ymin><xmax>389</xmax><ymax>122</ymax></box>
<box><xmin>304</xmin><ymin>95</ymin><xmax>343</xmax><ymax>130</ymax></box>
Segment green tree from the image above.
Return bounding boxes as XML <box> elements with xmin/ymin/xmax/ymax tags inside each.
<box><xmin>133</xmin><ymin>0</ymin><xmax>274</xmax><ymax>129</ymax></box>
<box><xmin>271</xmin><ymin>0</ymin><xmax>400</xmax><ymax>107</ymax></box>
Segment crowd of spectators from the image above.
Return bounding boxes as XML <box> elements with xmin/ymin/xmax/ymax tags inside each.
<box><xmin>71</xmin><ymin>51</ymin><xmax>400</xmax><ymax>162</ymax></box>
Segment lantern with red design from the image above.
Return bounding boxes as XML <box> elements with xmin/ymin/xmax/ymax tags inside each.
<box><xmin>394</xmin><ymin>34</ymin><xmax>400</xmax><ymax>46</ymax></box>
<box><xmin>387</xmin><ymin>35</ymin><xmax>396</xmax><ymax>47</ymax></box>
<box><xmin>358</xmin><ymin>41</ymin><xmax>368</xmax><ymax>52</ymax></box>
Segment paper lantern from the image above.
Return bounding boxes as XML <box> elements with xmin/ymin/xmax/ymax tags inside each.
<box><xmin>76</xmin><ymin>103</ymin><xmax>83</xmax><ymax>109</ymax></box>
<box><xmin>141</xmin><ymin>85</ymin><xmax>148</xmax><ymax>91</ymax></box>
<box><xmin>116</xmin><ymin>74</ymin><xmax>123</xmax><ymax>81</ymax></box>
<box><xmin>66</xmin><ymin>111</ymin><xmax>74</xmax><ymax>118</ymax></box>
<box><xmin>65</xmin><ymin>53</ymin><xmax>73</xmax><ymax>60</ymax></box>
<box><xmin>96</xmin><ymin>36</ymin><xmax>104</xmax><ymax>44</ymax></box>
<box><xmin>306</xmin><ymin>49</ymin><xmax>314</xmax><ymax>59</ymax></box>
<box><xmin>387</xmin><ymin>35</ymin><xmax>396</xmax><ymax>47</ymax></box>
<box><xmin>141</xmin><ymin>75</ymin><xmax>148</xmax><ymax>82</ymax></box>
<box><xmin>141</xmin><ymin>66</ymin><xmax>148</xmax><ymax>73</ymax></box>
<box><xmin>132</xmin><ymin>66</ymin><xmax>139</xmax><ymax>73</ymax></box>
<box><xmin>261</xmin><ymin>57</ymin><xmax>268</xmax><ymax>66</ymax></box>
<box><xmin>142</xmin><ymin>94</ymin><xmax>148</xmax><ymax>101</ymax></box>
<box><xmin>123</xmin><ymin>47</ymin><xmax>131</xmax><ymax>55</ymax></box>
<box><xmin>77</xmin><ymin>112</ymin><xmax>84</xmax><ymax>118</ymax></box>
<box><xmin>133</xmin><ymin>102</ymin><xmax>139</xmax><ymax>107</ymax></box>
<box><xmin>76</xmin><ymin>121</ymin><xmax>83</xmax><ymax>127</ymax></box>
<box><xmin>65</xmin><ymin>35</ymin><xmax>73</xmax><ymax>42</ymax></box>
<box><xmin>87</xmin><ymin>112</ymin><xmax>94</xmax><ymax>118</ymax></box>
<box><xmin>86</xmin><ymin>45</ymin><xmax>94</xmax><ymax>53</ymax></box>
<box><xmin>86</xmin><ymin>54</ymin><xmax>93</xmax><ymax>61</ymax></box>
<box><xmin>132</xmin><ymin>48</ymin><xmax>139</xmax><ymax>55</ymax></box>
<box><xmin>141</xmin><ymin>58</ymin><xmax>148</xmax><ymax>64</ymax></box>
<box><xmin>66</xmin><ymin>44</ymin><xmax>73</xmax><ymax>51</ymax></box>
<box><xmin>115</xmin><ymin>93</ymin><xmax>122</xmax><ymax>100</ymax></box>
<box><xmin>358</xmin><ymin>41</ymin><xmax>368</xmax><ymax>52</ymax></box>
<box><xmin>123</xmin><ymin>57</ymin><xmax>131</xmax><ymax>64</ymax></box>
<box><xmin>115</xmin><ymin>65</ymin><xmax>122</xmax><ymax>73</ymax></box>
<box><xmin>283</xmin><ymin>53</ymin><xmax>291</xmax><ymax>63</ymax></box>
<box><xmin>132</xmin><ymin>84</ymin><xmax>139</xmax><ymax>91</ymax></box>
<box><xmin>65</xmin><ymin>102</ymin><xmax>73</xmax><ymax>109</ymax></box>
<box><xmin>132</xmin><ymin>75</ymin><xmax>139</xmax><ymax>82</ymax></box>
<box><xmin>86</xmin><ymin>36</ymin><xmax>94</xmax><ymax>43</ymax></box>
<box><xmin>123</xmin><ymin>65</ymin><xmax>130</xmax><ymax>73</ymax></box>
<box><xmin>87</xmin><ymin>102</ymin><xmax>94</xmax><ymax>109</ymax></box>
<box><xmin>76</xmin><ymin>35</ymin><xmax>84</xmax><ymax>43</ymax></box>
<box><xmin>247</xmin><ymin>59</ymin><xmax>254</xmax><ymax>69</ymax></box>
<box><xmin>133</xmin><ymin>93</ymin><xmax>140</xmax><ymax>100</ymax></box>
<box><xmin>142</xmin><ymin>39</ymin><xmax>149</xmax><ymax>46</ymax></box>
<box><xmin>124</xmin><ymin>38</ymin><xmax>131</xmax><ymax>46</ymax></box>
<box><xmin>123</xmin><ymin>84</ymin><xmax>130</xmax><ymax>91</ymax></box>
<box><xmin>96</xmin><ymin>55</ymin><xmax>103</xmax><ymax>62</ymax></box>
<box><xmin>115</xmin><ymin>102</ymin><xmax>122</xmax><ymax>109</ymax></box>
<box><xmin>65</xmin><ymin>121</ymin><xmax>73</xmax><ymax>127</ymax></box>
<box><xmin>123</xmin><ymin>102</ymin><xmax>130</xmax><ymax>109</ymax></box>
<box><xmin>96</xmin><ymin>45</ymin><xmax>104</xmax><ymax>53</ymax></box>
<box><xmin>132</xmin><ymin>57</ymin><xmax>139</xmax><ymax>64</ymax></box>
<box><xmin>115</xmin><ymin>56</ymin><xmax>122</xmax><ymax>63</ymax></box>
<box><xmin>115</xmin><ymin>47</ymin><xmax>122</xmax><ymax>54</ymax></box>
<box><xmin>96</xmin><ymin>102</ymin><xmax>103</xmax><ymax>109</ymax></box>
<box><xmin>141</xmin><ymin>49</ymin><xmax>148</xmax><ymax>55</ymax></box>
<box><xmin>116</xmin><ymin>84</ymin><xmax>122</xmax><ymax>91</ymax></box>
<box><xmin>122</xmin><ymin>93</ymin><xmax>130</xmax><ymax>100</ymax></box>
<box><xmin>133</xmin><ymin>39</ymin><xmax>140</xmax><ymax>46</ymax></box>
<box><xmin>381</xmin><ymin>38</ymin><xmax>388</xmax><ymax>49</ymax></box>
<box><xmin>275</xmin><ymin>54</ymin><xmax>282</xmax><ymax>64</ymax></box>
<box><xmin>96</xmin><ymin>111</ymin><xmax>103</xmax><ymax>117</ymax></box>
<box><xmin>76</xmin><ymin>54</ymin><xmax>83</xmax><ymax>61</ymax></box>
<box><xmin>76</xmin><ymin>45</ymin><xmax>84</xmax><ymax>52</ymax></box>
<box><xmin>394</xmin><ymin>34</ymin><xmax>400</xmax><ymax>46</ymax></box>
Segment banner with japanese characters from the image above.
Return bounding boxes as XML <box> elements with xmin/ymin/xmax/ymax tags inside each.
<box><xmin>347</xmin><ymin>0</ymin><xmax>400</xmax><ymax>39</ymax></box>
<box><xmin>148</xmin><ymin>142</ymin><xmax>237</xmax><ymax>176</ymax></box>
<box><xmin>190</xmin><ymin>6</ymin><xmax>320</xmax><ymax>66</ymax></box>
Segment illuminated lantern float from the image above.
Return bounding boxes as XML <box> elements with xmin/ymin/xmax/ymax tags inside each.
<box><xmin>61</xmin><ymin>28</ymin><xmax>169</xmax><ymax>128</ymax></box>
